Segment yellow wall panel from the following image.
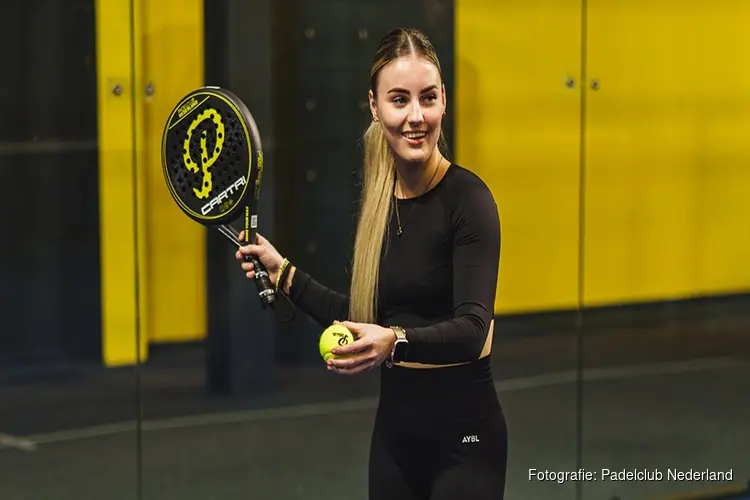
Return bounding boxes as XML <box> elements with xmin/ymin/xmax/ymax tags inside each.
<box><xmin>96</xmin><ymin>0</ymin><xmax>148</xmax><ymax>366</ymax></box>
<box><xmin>583</xmin><ymin>0</ymin><xmax>750</xmax><ymax>306</ymax></box>
<box><xmin>455</xmin><ymin>0</ymin><xmax>583</xmax><ymax>314</ymax></box>
<box><xmin>690</xmin><ymin>2</ymin><xmax>750</xmax><ymax>296</ymax></box>
<box><xmin>141</xmin><ymin>0</ymin><xmax>206</xmax><ymax>342</ymax></box>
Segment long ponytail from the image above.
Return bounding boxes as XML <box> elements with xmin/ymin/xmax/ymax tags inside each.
<box><xmin>349</xmin><ymin>120</ymin><xmax>394</xmax><ymax>323</ymax></box>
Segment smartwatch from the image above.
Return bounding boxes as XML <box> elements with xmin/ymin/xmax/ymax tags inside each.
<box><xmin>386</xmin><ymin>326</ymin><xmax>409</xmax><ymax>367</ymax></box>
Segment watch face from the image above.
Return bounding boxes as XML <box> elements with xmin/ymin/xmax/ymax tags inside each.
<box><xmin>393</xmin><ymin>340</ymin><xmax>409</xmax><ymax>361</ymax></box>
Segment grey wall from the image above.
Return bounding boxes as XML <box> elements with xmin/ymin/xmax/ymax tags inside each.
<box><xmin>0</xmin><ymin>0</ymin><xmax>101</xmax><ymax>369</ymax></box>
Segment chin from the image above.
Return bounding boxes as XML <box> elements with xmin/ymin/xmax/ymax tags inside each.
<box><xmin>396</xmin><ymin>145</ymin><xmax>434</xmax><ymax>165</ymax></box>
<box><xmin>398</xmin><ymin>152</ymin><xmax>427</xmax><ymax>165</ymax></box>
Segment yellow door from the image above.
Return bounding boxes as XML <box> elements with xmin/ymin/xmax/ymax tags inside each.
<box><xmin>583</xmin><ymin>0</ymin><xmax>750</xmax><ymax>306</ymax></box>
<box><xmin>455</xmin><ymin>0</ymin><xmax>584</xmax><ymax>314</ymax></box>
<box><xmin>140</xmin><ymin>0</ymin><xmax>207</xmax><ymax>343</ymax></box>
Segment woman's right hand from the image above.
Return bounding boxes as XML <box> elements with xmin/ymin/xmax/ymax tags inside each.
<box><xmin>235</xmin><ymin>232</ymin><xmax>285</xmax><ymax>286</ymax></box>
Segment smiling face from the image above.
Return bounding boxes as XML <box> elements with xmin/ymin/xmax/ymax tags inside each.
<box><xmin>369</xmin><ymin>55</ymin><xmax>446</xmax><ymax>166</ymax></box>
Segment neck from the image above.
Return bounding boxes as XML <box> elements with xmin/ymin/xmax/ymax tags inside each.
<box><xmin>395</xmin><ymin>151</ymin><xmax>445</xmax><ymax>199</ymax></box>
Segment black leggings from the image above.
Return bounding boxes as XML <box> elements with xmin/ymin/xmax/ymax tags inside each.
<box><xmin>368</xmin><ymin>357</ymin><xmax>508</xmax><ymax>500</ymax></box>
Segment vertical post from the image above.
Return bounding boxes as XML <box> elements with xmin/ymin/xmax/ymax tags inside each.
<box><xmin>96</xmin><ymin>0</ymin><xmax>149</xmax><ymax>367</ymax></box>
<box><xmin>270</xmin><ymin>0</ymin><xmax>326</xmax><ymax>365</ymax></box>
<box><xmin>204</xmin><ymin>0</ymin><xmax>276</xmax><ymax>397</ymax></box>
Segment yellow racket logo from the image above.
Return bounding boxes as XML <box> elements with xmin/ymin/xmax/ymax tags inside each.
<box><xmin>183</xmin><ymin>108</ymin><xmax>225</xmax><ymax>200</ymax></box>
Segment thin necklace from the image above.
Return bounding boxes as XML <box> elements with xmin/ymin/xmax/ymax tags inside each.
<box><xmin>395</xmin><ymin>158</ymin><xmax>444</xmax><ymax>237</ymax></box>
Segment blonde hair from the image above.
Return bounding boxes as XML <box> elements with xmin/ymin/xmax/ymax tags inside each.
<box><xmin>349</xmin><ymin>28</ymin><xmax>447</xmax><ymax>323</ymax></box>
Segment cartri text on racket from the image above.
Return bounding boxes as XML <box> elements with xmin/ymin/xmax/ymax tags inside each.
<box><xmin>528</xmin><ymin>469</ymin><xmax>734</xmax><ymax>484</ymax></box>
<box><xmin>201</xmin><ymin>176</ymin><xmax>246</xmax><ymax>216</ymax></box>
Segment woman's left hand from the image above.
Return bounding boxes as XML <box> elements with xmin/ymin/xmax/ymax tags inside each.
<box><xmin>326</xmin><ymin>321</ymin><xmax>396</xmax><ymax>375</ymax></box>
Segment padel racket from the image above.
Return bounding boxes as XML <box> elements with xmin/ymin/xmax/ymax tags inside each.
<box><xmin>161</xmin><ymin>86</ymin><xmax>276</xmax><ymax>308</ymax></box>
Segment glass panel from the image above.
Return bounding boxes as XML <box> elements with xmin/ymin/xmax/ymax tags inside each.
<box><xmin>581</xmin><ymin>1</ymin><xmax>750</xmax><ymax>499</ymax></box>
<box><xmin>0</xmin><ymin>0</ymin><xmax>141</xmax><ymax>499</ymax></box>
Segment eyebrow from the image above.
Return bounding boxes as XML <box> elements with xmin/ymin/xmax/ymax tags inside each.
<box><xmin>387</xmin><ymin>85</ymin><xmax>438</xmax><ymax>94</ymax></box>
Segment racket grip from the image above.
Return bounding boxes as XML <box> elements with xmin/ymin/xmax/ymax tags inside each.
<box><xmin>245</xmin><ymin>254</ymin><xmax>276</xmax><ymax>308</ymax></box>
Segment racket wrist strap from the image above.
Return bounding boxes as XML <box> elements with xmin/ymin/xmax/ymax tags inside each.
<box><xmin>276</xmin><ymin>258</ymin><xmax>291</xmax><ymax>294</ymax></box>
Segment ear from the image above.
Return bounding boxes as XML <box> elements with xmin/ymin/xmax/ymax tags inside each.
<box><xmin>368</xmin><ymin>89</ymin><xmax>378</xmax><ymax>121</ymax></box>
<box><xmin>441</xmin><ymin>83</ymin><xmax>447</xmax><ymax>115</ymax></box>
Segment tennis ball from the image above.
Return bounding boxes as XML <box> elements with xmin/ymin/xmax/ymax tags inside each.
<box><xmin>319</xmin><ymin>323</ymin><xmax>355</xmax><ymax>362</ymax></box>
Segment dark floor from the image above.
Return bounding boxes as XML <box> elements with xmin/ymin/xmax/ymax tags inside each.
<box><xmin>0</xmin><ymin>296</ymin><xmax>749</xmax><ymax>500</ymax></box>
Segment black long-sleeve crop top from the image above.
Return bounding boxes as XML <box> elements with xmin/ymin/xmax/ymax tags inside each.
<box><xmin>287</xmin><ymin>164</ymin><xmax>501</xmax><ymax>365</ymax></box>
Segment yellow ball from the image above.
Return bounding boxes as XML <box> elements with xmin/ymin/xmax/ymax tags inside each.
<box><xmin>319</xmin><ymin>323</ymin><xmax>354</xmax><ymax>362</ymax></box>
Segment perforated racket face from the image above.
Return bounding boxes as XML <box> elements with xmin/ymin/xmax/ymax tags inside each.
<box><xmin>161</xmin><ymin>88</ymin><xmax>256</xmax><ymax>225</ymax></box>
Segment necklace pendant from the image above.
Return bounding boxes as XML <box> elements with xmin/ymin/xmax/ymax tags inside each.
<box><xmin>397</xmin><ymin>227</ymin><xmax>403</xmax><ymax>236</ymax></box>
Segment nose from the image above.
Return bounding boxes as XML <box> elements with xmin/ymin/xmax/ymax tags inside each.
<box><xmin>407</xmin><ymin>100</ymin><xmax>424</xmax><ymax>124</ymax></box>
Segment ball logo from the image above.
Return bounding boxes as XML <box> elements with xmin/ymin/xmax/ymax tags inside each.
<box><xmin>336</xmin><ymin>334</ymin><xmax>350</xmax><ymax>346</ymax></box>
<box><xmin>183</xmin><ymin>107</ymin><xmax>225</xmax><ymax>200</ymax></box>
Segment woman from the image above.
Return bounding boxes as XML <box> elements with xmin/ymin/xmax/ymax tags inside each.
<box><xmin>237</xmin><ymin>28</ymin><xmax>506</xmax><ymax>500</ymax></box>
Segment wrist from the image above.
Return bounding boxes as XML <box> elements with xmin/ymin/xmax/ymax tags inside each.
<box><xmin>274</xmin><ymin>257</ymin><xmax>296</xmax><ymax>296</ymax></box>
<box><xmin>283</xmin><ymin>265</ymin><xmax>296</xmax><ymax>295</ymax></box>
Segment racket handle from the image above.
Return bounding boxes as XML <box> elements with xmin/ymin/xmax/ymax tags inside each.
<box><xmin>245</xmin><ymin>254</ymin><xmax>276</xmax><ymax>308</ymax></box>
